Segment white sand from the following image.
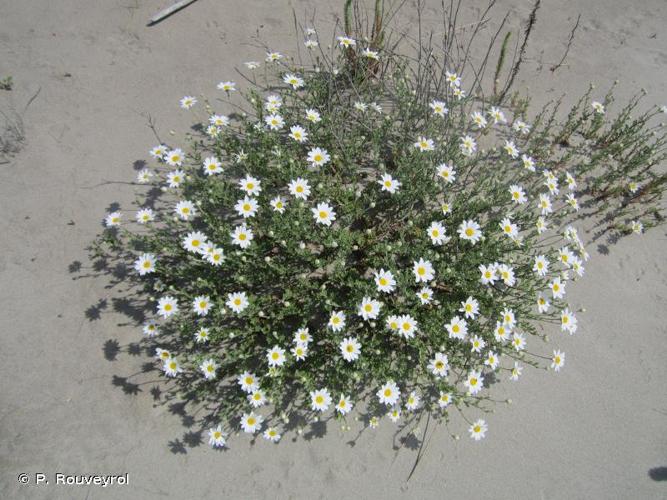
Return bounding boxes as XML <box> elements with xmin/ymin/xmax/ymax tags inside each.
<box><xmin>1</xmin><ymin>0</ymin><xmax>666</xmax><ymax>498</ymax></box>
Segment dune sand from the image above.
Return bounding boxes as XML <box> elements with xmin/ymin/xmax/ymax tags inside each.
<box><xmin>1</xmin><ymin>0</ymin><xmax>666</xmax><ymax>498</ymax></box>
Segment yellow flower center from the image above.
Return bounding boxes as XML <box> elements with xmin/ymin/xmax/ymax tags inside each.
<box><xmin>470</xmin><ymin>378</ymin><xmax>477</xmax><ymax>386</ymax></box>
<box><xmin>346</xmin><ymin>345</ymin><xmax>353</xmax><ymax>353</ymax></box>
<box><xmin>417</xmin><ymin>267</ymin><xmax>425</xmax><ymax>276</ymax></box>
<box><xmin>319</xmin><ymin>210</ymin><xmax>328</xmax><ymax>219</ymax></box>
<box><xmin>384</xmin><ymin>389</ymin><xmax>392</xmax><ymax>397</ymax></box>
<box><xmin>465</xmin><ymin>228</ymin><xmax>474</xmax><ymax>237</ymax></box>
<box><xmin>315</xmin><ymin>395</ymin><xmax>324</xmax><ymax>404</ymax></box>
<box><xmin>234</xmin><ymin>298</ymin><xmax>241</xmax><ymax>306</ymax></box>
<box><xmin>199</xmin><ymin>301</ymin><xmax>207</xmax><ymax>309</ymax></box>
<box><xmin>364</xmin><ymin>304</ymin><xmax>372</xmax><ymax>312</ymax></box>
<box><xmin>239</xmin><ymin>233</ymin><xmax>246</xmax><ymax>240</ymax></box>
<box><xmin>247</xmin><ymin>417</ymin><xmax>256</xmax><ymax>426</ymax></box>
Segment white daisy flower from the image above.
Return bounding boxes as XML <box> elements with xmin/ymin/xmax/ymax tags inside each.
<box><xmin>307</xmin><ymin>147</ymin><xmax>330</xmax><ymax>167</ymax></box>
<box><xmin>217</xmin><ymin>81</ymin><xmax>236</xmax><ymax>92</ymax></box>
<box><xmin>155</xmin><ymin>348</ymin><xmax>171</xmax><ymax>361</ymax></box>
<box><xmin>239</xmin><ymin>175</ymin><xmax>261</xmax><ymax>196</ymax></box>
<box><xmin>377</xmin><ymin>381</ymin><xmax>400</xmax><ymax>406</ymax></box>
<box><xmin>293</xmin><ymin>327</ymin><xmax>312</xmax><ymax>345</ymax></box>
<box><xmin>374</xmin><ymin>269</ymin><xmax>396</xmax><ymax>293</ymax></box>
<box><xmin>631</xmin><ymin>220</ymin><xmax>643</xmax><ymax>234</ymax></box>
<box><xmin>304</xmin><ymin>39</ymin><xmax>319</xmax><ymax>49</ymax></box>
<box><xmin>149</xmin><ymin>144</ymin><xmax>167</xmax><ymax>159</ymax></box>
<box><xmin>192</xmin><ymin>295</ymin><xmax>212</xmax><ymax>316</ymax></box>
<box><xmin>479</xmin><ymin>263</ymin><xmax>498</xmax><ymax>285</ymax></box>
<box><xmin>235</xmin><ymin>196</ymin><xmax>258</xmax><ymax>219</ymax></box>
<box><xmin>166</xmin><ymin>170</ymin><xmax>184</xmax><ymax>188</ymax></box>
<box><xmin>182</xmin><ymin>231</ymin><xmax>207</xmax><ymax>253</ymax></box>
<box><xmin>358</xmin><ymin>297</ymin><xmax>381</xmax><ymax>320</ymax></box>
<box><xmin>337</xmin><ymin>36</ymin><xmax>356</xmax><ymax>48</ymax></box>
<box><xmin>340</xmin><ymin>337</ymin><xmax>361</xmax><ymax>362</ymax></box>
<box><xmin>464</xmin><ymin>370</ymin><xmax>484</xmax><ymax>395</ymax></box>
<box><xmin>510</xmin><ymin>361</ymin><xmax>523</xmax><ymax>381</ymax></box>
<box><xmin>180</xmin><ymin>96</ymin><xmax>197</xmax><ymax>109</ymax></box>
<box><xmin>428</xmin><ymin>352</ymin><xmax>449</xmax><ymax>378</ymax></box>
<box><xmin>429</xmin><ymin>100</ymin><xmax>448</xmax><ymax>117</ymax></box>
<box><xmin>265</xmin><ymin>51</ymin><xmax>283</xmax><ymax>62</ymax></box>
<box><xmin>503</xmin><ymin>140</ymin><xmax>519</xmax><ymax>158</ymax></box>
<box><xmin>288</xmin><ymin>177</ymin><xmax>311</xmax><ymax>199</ymax></box>
<box><xmin>174</xmin><ymin>200</ymin><xmax>196</xmax><ymax>221</ymax></box>
<box><xmin>105</xmin><ymin>211</ymin><xmax>122</xmax><ymax>227</ymax></box>
<box><xmin>414</xmin><ymin>136</ymin><xmax>435</xmax><ymax>152</ymax></box>
<box><xmin>208</xmin><ymin>425</ymin><xmax>226</xmax><ymax>447</ymax></box>
<box><xmin>136</xmin><ymin>169</ymin><xmax>153</xmax><ymax>183</ymax></box>
<box><xmin>226</xmin><ymin>291</ymin><xmax>249</xmax><ymax>314</ymax></box>
<box><xmin>312</xmin><ymin>201</ymin><xmax>336</xmax><ymax>226</ymax></box>
<box><xmin>484</xmin><ymin>351</ymin><xmax>500</xmax><ymax>370</ymax></box>
<box><xmin>537</xmin><ymin>293</ymin><xmax>550</xmax><ymax>314</ymax></box>
<box><xmin>270</xmin><ymin>196</ymin><xmax>287</xmax><ymax>213</ymax></box>
<box><xmin>550</xmin><ymin>277</ymin><xmax>566</xmax><ymax>299</ymax></box>
<box><xmin>436</xmin><ymin>163</ymin><xmax>456</xmax><ymax>184</ymax></box>
<box><xmin>413</xmin><ymin>258</ymin><xmax>435</xmax><ymax>283</ymax></box>
<box><xmin>512</xmin><ymin>332</ymin><xmax>526</xmax><ymax>352</ymax></box>
<box><xmin>238</xmin><ymin>371</ymin><xmax>259</xmax><ymax>393</ymax></box>
<box><xmin>469</xmin><ymin>419</ymin><xmax>487</xmax><ymax>441</ymax></box>
<box><xmin>551</xmin><ymin>350</ymin><xmax>565</xmax><ymax>371</ymax></box>
<box><xmin>471</xmin><ymin>111</ymin><xmax>487</xmax><ymax>129</ymax></box>
<box><xmin>165</xmin><ymin>148</ymin><xmax>184</xmax><ymax>166</ymax></box>
<box><xmin>194</xmin><ymin>327</ymin><xmax>210</xmax><ymax>343</ymax></box>
<box><xmin>509</xmin><ymin>184</ymin><xmax>527</xmax><ymax>204</ymax></box>
<box><xmin>378</xmin><ymin>173</ymin><xmax>401</xmax><ymax>193</ymax></box>
<box><xmin>328</xmin><ymin>311</ymin><xmax>346</xmax><ymax>332</ymax></box>
<box><xmin>446</xmin><ymin>315</ymin><xmax>467</xmax><ymax>340</ymax></box>
<box><xmin>458</xmin><ymin>219</ymin><xmax>482</xmax><ymax>244</ymax></box>
<box><xmin>291</xmin><ymin>343</ymin><xmax>308</xmax><ymax>361</ymax></box>
<box><xmin>460</xmin><ymin>135</ymin><xmax>476</xmax><ymax>156</ymax></box>
<box><xmin>388</xmin><ymin>406</ymin><xmax>402</xmax><ymax>423</ymax></box>
<box><xmin>459</xmin><ymin>296</ymin><xmax>479</xmax><ymax>319</ymax></box>
<box><xmin>405</xmin><ymin>391</ymin><xmax>421</xmax><ymax>411</ymax></box>
<box><xmin>200</xmin><ymin>359</ymin><xmax>218</xmax><ymax>380</ymax></box>
<box><xmin>289</xmin><ymin>125</ymin><xmax>308</xmax><ymax>143</ymax></box>
<box><xmin>416</xmin><ymin>287</ymin><xmax>433</xmax><ymax>304</ymax></box>
<box><xmin>209</xmin><ymin>114</ymin><xmax>229</xmax><ymax>127</ymax></box>
<box><xmin>533</xmin><ymin>255</ymin><xmax>549</xmax><ymax>276</ymax></box>
<box><xmin>283</xmin><ymin>73</ymin><xmax>304</xmax><ymax>89</ymax></box>
<box><xmin>267</xmin><ymin>346</ymin><xmax>286</xmax><ymax>367</ymax></box>
<box><xmin>521</xmin><ymin>154</ymin><xmax>536</xmax><ymax>172</ymax></box>
<box><xmin>560</xmin><ymin>308</ymin><xmax>578</xmax><ymax>334</ymax></box>
<box><xmin>231</xmin><ymin>224</ymin><xmax>254</xmax><ymax>249</ymax></box>
<box><xmin>591</xmin><ymin>101</ymin><xmax>605</xmax><ymax>114</ymax></box>
<box><xmin>445</xmin><ymin>70</ymin><xmax>461</xmax><ymax>87</ymax></box>
<box><xmin>489</xmin><ymin>106</ymin><xmax>506</xmax><ymax>124</ymax></box>
<box><xmin>134</xmin><ymin>253</ymin><xmax>156</xmax><ymax>276</ymax></box>
<box><xmin>438</xmin><ymin>391</ymin><xmax>453</xmax><ymax>408</ymax></box>
<box><xmin>353</xmin><ymin>101</ymin><xmax>368</xmax><ymax>112</ymax></box>
<box><xmin>240</xmin><ymin>412</ymin><xmax>263</xmax><ymax>433</ymax></box>
<box><xmin>397</xmin><ymin>314</ymin><xmax>418</xmax><ymax>339</ymax></box>
<box><xmin>494</xmin><ymin>322</ymin><xmax>511</xmax><ymax>342</ymax></box>
<box><xmin>163</xmin><ymin>357</ymin><xmax>182</xmax><ymax>377</ymax></box>
<box><xmin>428</xmin><ymin>221</ymin><xmax>449</xmax><ymax>245</ymax></box>
<box><xmin>263</xmin><ymin>428</ymin><xmax>281</xmax><ymax>442</ymax></box>
<box><xmin>513</xmin><ymin>120</ymin><xmax>531</xmax><ymax>134</ymax></box>
<box><xmin>157</xmin><ymin>296</ymin><xmax>178</xmax><ymax>319</ymax></box>
<box><xmin>310</xmin><ymin>388</ymin><xmax>332</xmax><ymax>412</ymax></box>
<box><xmin>362</xmin><ymin>48</ymin><xmax>379</xmax><ymax>59</ymax></box>
<box><xmin>305</xmin><ymin>108</ymin><xmax>321</xmax><ymax>123</ymax></box>
<box><xmin>264</xmin><ymin>95</ymin><xmax>282</xmax><ymax>112</ymax></box>
<box><xmin>142</xmin><ymin>320</ymin><xmax>159</xmax><ymax>337</ymax></box>
<box><xmin>470</xmin><ymin>334</ymin><xmax>486</xmax><ymax>353</ymax></box>
<box><xmin>265</xmin><ymin>113</ymin><xmax>284</xmax><ymax>130</ymax></box>
<box><xmin>336</xmin><ymin>395</ymin><xmax>353</xmax><ymax>415</ymax></box>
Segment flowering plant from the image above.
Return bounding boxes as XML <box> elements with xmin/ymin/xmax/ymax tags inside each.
<box><xmin>94</xmin><ymin>2</ymin><xmax>665</xmax><ymax>448</ymax></box>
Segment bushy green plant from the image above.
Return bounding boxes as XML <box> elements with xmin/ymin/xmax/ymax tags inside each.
<box><xmin>93</xmin><ymin>2</ymin><xmax>665</xmax><ymax>448</ymax></box>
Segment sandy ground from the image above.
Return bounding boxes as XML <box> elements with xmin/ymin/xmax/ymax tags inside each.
<box><xmin>1</xmin><ymin>0</ymin><xmax>666</xmax><ymax>498</ymax></box>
